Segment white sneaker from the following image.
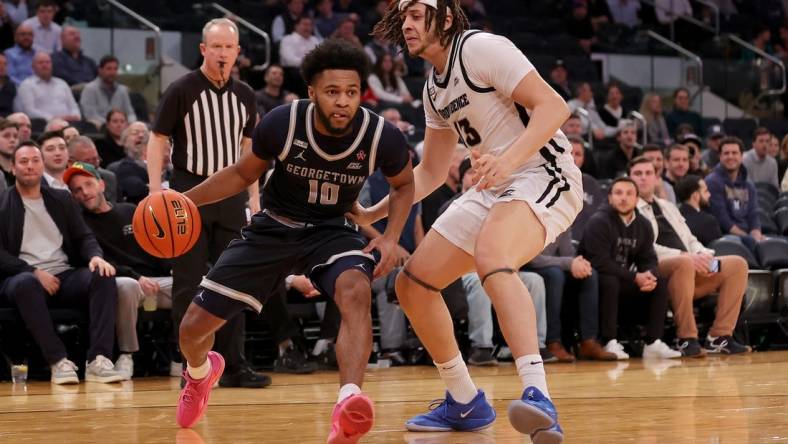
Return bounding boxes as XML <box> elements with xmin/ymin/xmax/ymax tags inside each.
<box><xmin>114</xmin><ymin>354</ymin><xmax>134</xmax><ymax>380</ymax></box>
<box><xmin>51</xmin><ymin>358</ymin><xmax>79</xmax><ymax>385</ymax></box>
<box><xmin>604</xmin><ymin>339</ymin><xmax>630</xmax><ymax>360</ymax></box>
<box><xmin>170</xmin><ymin>361</ymin><xmax>184</xmax><ymax>378</ymax></box>
<box><xmin>642</xmin><ymin>339</ymin><xmax>682</xmax><ymax>359</ymax></box>
<box><xmin>85</xmin><ymin>355</ymin><xmax>124</xmax><ymax>383</ymax></box>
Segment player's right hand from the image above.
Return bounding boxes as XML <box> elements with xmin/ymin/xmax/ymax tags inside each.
<box><xmin>364</xmin><ymin>235</ymin><xmax>398</xmax><ymax>279</ymax></box>
<box><xmin>345</xmin><ymin>201</ymin><xmax>382</xmax><ymax>226</ymax></box>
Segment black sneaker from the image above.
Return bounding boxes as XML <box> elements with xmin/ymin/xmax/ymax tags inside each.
<box><xmin>468</xmin><ymin>347</ymin><xmax>498</xmax><ymax>366</ymax></box>
<box><xmin>675</xmin><ymin>338</ymin><xmax>706</xmax><ymax>358</ymax></box>
<box><xmin>274</xmin><ymin>346</ymin><xmax>319</xmax><ymax>374</ymax></box>
<box><xmin>540</xmin><ymin>347</ymin><xmax>559</xmax><ymax>364</ymax></box>
<box><xmin>311</xmin><ymin>344</ymin><xmax>339</xmax><ymax>370</ymax></box>
<box><xmin>219</xmin><ymin>365</ymin><xmax>273</xmax><ymax>388</ymax></box>
<box><xmin>704</xmin><ymin>335</ymin><xmax>752</xmax><ymax>354</ymax></box>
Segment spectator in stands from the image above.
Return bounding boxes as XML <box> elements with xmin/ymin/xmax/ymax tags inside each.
<box><xmin>255</xmin><ymin>64</ymin><xmax>293</xmax><ymax>116</ymax></box>
<box><xmin>21</xmin><ymin>0</ymin><xmax>60</xmax><ymax>54</ymax></box>
<box><xmin>743</xmin><ymin>127</ymin><xmax>780</xmax><ymax>189</ymax></box>
<box><xmin>629</xmin><ymin>157</ymin><xmax>750</xmax><ymax>355</ymax></box>
<box><xmin>331</xmin><ymin>16</ymin><xmax>362</xmax><ymax>49</ymax></box>
<box><xmin>96</xmin><ymin>109</ymin><xmax>127</xmax><ymax>167</ymax></box>
<box><xmin>702</xmin><ymin>126</ymin><xmax>724</xmax><ymax>168</ymax></box>
<box><xmin>380</xmin><ymin>107</ymin><xmax>415</xmax><ymax>136</ymax></box>
<box><xmin>364</xmin><ymin>33</ymin><xmax>404</xmax><ymax>68</ymax></box>
<box><xmin>655</xmin><ymin>0</ymin><xmax>692</xmax><ymax>26</ymax></box>
<box><xmin>367</xmin><ymin>53</ymin><xmax>413</xmax><ymax>107</ymax></box>
<box><xmin>0</xmin><ymin>4</ymin><xmax>13</xmax><ymax>59</ymax></box>
<box><xmin>607</xmin><ymin>0</ymin><xmax>641</xmax><ymax>28</ymax></box>
<box><xmin>333</xmin><ymin>0</ymin><xmax>362</xmax><ymax>18</ymax></box>
<box><xmin>67</xmin><ymin>136</ymin><xmax>117</xmax><ymax>203</ymax></box>
<box><xmin>778</xmin><ymin>134</ymin><xmax>788</xmax><ymax>183</ymax></box>
<box><xmin>460</xmin><ymin>0</ymin><xmax>486</xmax><ymax>28</ymax></box>
<box><xmin>51</xmin><ymin>26</ymin><xmax>96</xmax><ymax>87</ymax></box>
<box><xmin>565</xmin><ymin>0</ymin><xmax>597</xmax><ymax>53</ymax></box>
<box><xmin>599</xmin><ymin>83</ymin><xmax>626</xmax><ymax>129</ymax></box>
<box><xmin>421</xmin><ymin>145</ymin><xmax>465</xmax><ymax>231</ymax></box>
<box><xmin>3</xmin><ymin>0</ymin><xmax>26</xmax><ymax>27</ymax></box>
<box><xmin>527</xmin><ymin>228</ymin><xmax>616</xmax><ymax>362</ymax></box>
<box><xmin>61</xmin><ymin>125</ymin><xmax>77</xmax><ymax>143</ymax></box>
<box><xmin>676</xmin><ymin>174</ymin><xmax>723</xmax><ymax>246</ymax></box>
<box><xmin>44</xmin><ymin>116</ymin><xmax>66</xmax><ymax>132</ymax></box>
<box><xmin>271</xmin><ymin>0</ymin><xmax>307</xmax><ymax>43</ymax></box>
<box><xmin>663</xmin><ymin>143</ymin><xmax>690</xmax><ymax>186</ymax></box>
<box><xmin>569</xmin><ymin>135</ymin><xmax>604</xmax><ymax>240</ymax></box>
<box><xmin>0</xmin><ymin>142</ymin><xmax>122</xmax><ymax>385</ymax></box>
<box><xmin>743</xmin><ymin>23</ymin><xmax>775</xmax><ymax>61</ymax></box>
<box><xmin>6</xmin><ymin>111</ymin><xmax>29</xmax><ymax>140</ymax></box>
<box><xmin>706</xmin><ymin>137</ymin><xmax>764</xmax><ymax>251</ymax></box>
<box><xmin>640</xmin><ymin>92</ymin><xmax>670</xmax><ymax>146</ymax></box>
<box><xmin>768</xmin><ymin>133</ymin><xmax>780</xmax><ymax>158</ymax></box>
<box><xmin>598</xmin><ymin>119</ymin><xmax>641</xmax><ymax>179</ymax></box>
<box><xmin>0</xmin><ymin>119</ymin><xmax>17</xmax><ymax>186</ymax></box>
<box><xmin>64</xmin><ymin>161</ymin><xmax>172</xmax><ymax>380</ymax></box>
<box><xmin>680</xmin><ymin>134</ymin><xmax>706</xmax><ymax>176</ymax></box>
<box><xmin>113</xmin><ymin>122</ymin><xmax>149</xmax><ymax>204</ymax></box>
<box><xmin>0</xmin><ymin>53</ymin><xmax>16</xmax><ymax>116</ymax></box>
<box><xmin>313</xmin><ymin>0</ymin><xmax>340</xmax><ymax>39</ymax></box>
<box><xmin>14</xmin><ymin>52</ymin><xmax>81</xmax><ymax>121</ymax></box>
<box><xmin>5</xmin><ymin>24</ymin><xmax>34</xmax><ymax>85</ymax></box>
<box><xmin>80</xmin><ymin>55</ymin><xmax>136</xmax><ymax>129</ymax></box>
<box><xmin>666</xmin><ymin>87</ymin><xmax>703</xmax><ymax>138</ymax></box>
<box><xmin>279</xmin><ymin>16</ymin><xmax>321</xmax><ymax>97</ymax></box>
<box><xmin>562</xmin><ymin>114</ymin><xmax>598</xmax><ymax>178</ymax></box>
<box><xmin>580</xmin><ymin>177</ymin><xmax>679</xmax><ymax>360</ymax></box>
<box><xmin>548</xmin><ymin>59</ymin><xmax>572</xmax><ymax>101</ymax></box>
<box><xmin>363</xmin><ymin>0</ymin><xmax>389</xmax><ymax>34</ymax></box>
<box><xmin>39</xmin><ymin>129</ymin><xmax>67</xmax><ymax>189</ymax></box>
<box><xmin>642</xmin><ymin>144</ymin><xmax>676</xmax><ymax>203</ymax></box>
<box><xmin>568</xmin><ymin>82</ymin><xmax>614</xmax><ymax>140</ymax></box>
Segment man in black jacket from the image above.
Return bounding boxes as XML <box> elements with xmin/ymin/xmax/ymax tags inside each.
<box><xmin>0</xmin><ymin>142</ymin><xmax>122</xmax><ymax>384</ymax></box>
<box><xmin>675</xmin><ymin>174</ymin><xmax>723</xmax><ymax>247</ymax></box>
<box><xmin>579</xmin><ymin>177</ymin><xmax>680</xmax><ymax>360</ymax></box>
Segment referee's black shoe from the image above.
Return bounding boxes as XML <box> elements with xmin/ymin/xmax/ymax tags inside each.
<box><xmin>219</xmin><ymin>364</ymin><xmax>272</xmax><ymax>388</ymax></box>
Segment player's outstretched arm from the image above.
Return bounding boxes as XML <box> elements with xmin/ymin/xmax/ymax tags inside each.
<box><xmin>348</xmin><ymin>127</ymin><xmax>458</xmax><ymax>225</ymax></box>
<box><xmin>146</xmin><ymin>132</ymin><xmax>169</xmax><ymax>193</ymax></box>
<box><xmin>184</xmin><ymin>150</ymin><xmax>269</xmax><ymax>207</ymax></box>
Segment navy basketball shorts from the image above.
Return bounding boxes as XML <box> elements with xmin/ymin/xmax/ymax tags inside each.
<box><xmin>193</xmin><ymin>211</ymin><xmax>376</xmax><ymax>320</ymax></box>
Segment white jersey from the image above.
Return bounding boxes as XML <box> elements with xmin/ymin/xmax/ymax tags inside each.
<box><xmin>423</xmin><ymin>30</ymin><xmax>573</xmax><ymax>172</ymax></box>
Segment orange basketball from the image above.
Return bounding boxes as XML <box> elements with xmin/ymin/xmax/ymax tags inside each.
<box><xmin>133</xmin><ymin>189</ymin><xmax>201</xmax><ymax>259</ymax></box>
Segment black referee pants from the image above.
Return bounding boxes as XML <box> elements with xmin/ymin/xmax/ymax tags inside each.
<box><xmin>171</xmin><ymin>169</ymin><xmax>249</xmax><ymax>370</ymax></box>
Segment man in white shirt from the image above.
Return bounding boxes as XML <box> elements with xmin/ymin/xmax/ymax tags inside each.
<box><xmin>40</xmin><ymin>130</ymin><xmax>68</xmax><ymax>190</ymax></box>
<box><xmin>742</xmin><ymin>127</ymin><xmax>779</xmax><ymax>189</ymax></box>
<box><xmin>279</xmin><ymin>16</ymin><xmax>322</xmax><ymax>68</ymax></box>
<box><xmin>21</xmin><ymin>0</ymin><xmax>61</xmax><ymax>54</ymax></box>
<box><xmin>14</xmin><ymin>51</ymin><xmax>80</xmax><ymax>121</ymax></box>
<box><xmin>271</xmin><ymin>0</ymin><xmax>306</xmax><ymax>43</ymax></box>
<box><xmin>80</xmin><ymin>55</ymin><xmax>137</xmax><ymax>129</ymax></box>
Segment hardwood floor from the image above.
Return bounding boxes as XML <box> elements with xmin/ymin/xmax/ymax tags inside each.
<box><xmin>2</xmin><ymin>351</ymin><xmax>787</xmax><ymax>443</ymax></box>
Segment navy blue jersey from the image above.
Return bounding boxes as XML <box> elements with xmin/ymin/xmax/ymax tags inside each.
<box><xmin>252</xmin><ymin>100</ymin><xmax>409</xmax><ymax>223</ymax></box>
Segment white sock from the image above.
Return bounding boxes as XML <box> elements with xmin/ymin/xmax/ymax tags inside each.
<box><xmin>187</xmin><ymin>358</ymin><xmax>211</xmax><ymax>380</ymax></box>
<box><xmin>516</xmin><ymin>354</ymin><xmax>550</xmax><ymax>399</ymax></box>
<box><xmin>337</xmin><ymin>383</ymin><xmax>362</xmax><ymax>403</ymax></box>
<box><xmin>435</xmin><ymin>354</ymin><xmax>477</xmax><ymax>404</ymax></box>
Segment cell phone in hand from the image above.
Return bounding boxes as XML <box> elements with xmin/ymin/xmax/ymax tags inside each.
<box><xmin>709</xmin><ymin>258</ymin><xmax>720</xmax><ymax>273</ymax></box>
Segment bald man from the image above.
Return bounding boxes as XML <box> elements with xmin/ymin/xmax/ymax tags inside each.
<box><xmin>14</xmin><ymin>52</ymin><xmax>80</xmax><ymax>121</ymax></box>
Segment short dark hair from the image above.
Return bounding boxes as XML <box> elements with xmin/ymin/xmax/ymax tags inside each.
<box><xmin>0</xmin><ymin>120</ymin><xmax>18</xmax><ymax>132</ymax></box>
<box><xmin>37</xmin><ymin>0</ymin><xmax>57</xmax><ymax>9</ymax></box>
<box><xmin>754</xmin><ymin>126</ymin><xmax>771</xmax><ymax>138</ymax></box>
<box><xmin>300</xmin><ymin>39</ymin><xmax>370</xmax><ymax>86</ymax></box>
<box><xmin>675</xmin><ymin>174</ymin><xmax>702</xmax><ymax>203</ymax></box>
<box><xmin>609</xmin><ymin>176</ymin><xmax>639</xmax><ymax>195</ymax></box>
<box><xmin>627</xmin><ymin>155</ymin><xmax>655</xmax><ymax>174</ymax></box>
<box><xmin>13</xmin><ymin>141</ymin><xmax>40</xmax><ymax>163</ymax></box>
<box><xmin>642</xmin><ymin>143</ymin><xmax>664</xmax><ymax>154</ymax></box>
<box><xmin>99</xmin><ymin>55</ymin><xmax>119</xmax><ymax>68</ymax></box>
<box><xmin>719</xmin><ymin>136</ymin><xmax>744</xmax><ymax>153</ymax></box>
<box><xmin>673</xmin><ymin>87</ymin><xmax>690</xmax><ymax>98</ymax></box>
<box><xmin>666</xmin><ymin>143</ymin><xmax>689</xmax><ymax>159</ymax></box>
<box><xmin>38</xmin><ymin>130</ymin><xmax>64</xmax><ymax>146</ymax></box>
<box><xmin>566</xmin><ymin>113</ymin><xmax>582</xmax><ymax>121</ymax></box>
<box><xmin>105</xmin><ymin>108</ymin><xmax>127</xmax><ymax>123</ymax></box>
<box><xmin>567</xmin><ymin>135</ymin><xmax>584</xmax><ymax>145</ymax></box>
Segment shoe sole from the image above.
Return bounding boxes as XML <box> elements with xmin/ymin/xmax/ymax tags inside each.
<box><xmin>85</xmin><ymin>374</ymin><xmax>124</xmax><ymax>383</ymax></box>
<box><xmin>328</xmin><ymin>395</ymin><xmax>375</xmax><ymax>444</ymax></box>
<box><xmin>532</xmin><ymin>428</ymin><xmax>564</xmax><ymax>444</ymax></box>
<box><xmin>507</xmin><ymin>400</ymin><xmax>559</xmax><ymax>438</ymax></box>
<box><xmin>177</xmin><ymin>352</ymin><xmax>225</xmax><ymax>428</ymax></box>
<box><xmin>51</xmin><ymin>375</ymin><xmax>79</xmax><ymax>385</ymax></box>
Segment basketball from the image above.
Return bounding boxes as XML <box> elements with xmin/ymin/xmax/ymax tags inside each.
<box><xmin>132</xmin><ymin>189</ymin><xmax>201</xmax><ymax>258</ymax></box>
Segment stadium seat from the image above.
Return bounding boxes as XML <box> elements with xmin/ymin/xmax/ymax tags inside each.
<box><xmin>760</xmin><ymin>118</ymin><xmax>788</xmax><ymax>140</ymax></box>
<box><xmin>758</xmin><ymin>195</ymin><xmax>774</xmax><ymax>212</ymax></box>
<box><xmin>775</xmin><ymin>197</ymin><xmax>788</xmax><ymax>212</ymax></box>
<box><xmin>775</xmin><ymin>208</ymin><xmax>788</xmax><ymax>235</ymax></box>
<box><xmin>710</xmin><ymin>238</ymin><xmax>761</xmax><ymax>269</ymax></box>
<box><xmin>756</xmin><ymin>238</ymin><xmax>788</xmax><ymax>269</ymax></box>
<box><xmin>758</xmin><ymin>210</ymin><xmax>778</xmax><ymax>235</ymax></box>
<box><xmin>755</xmin><ymin>182</ymin><xmax>779</xmax><ymax>202</ymax></box>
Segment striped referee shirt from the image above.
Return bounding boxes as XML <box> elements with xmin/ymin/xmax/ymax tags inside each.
<box><xmin>152</xmin><ymin>70</ymin><xmax>257</xmax><ymax>177</ymax></box>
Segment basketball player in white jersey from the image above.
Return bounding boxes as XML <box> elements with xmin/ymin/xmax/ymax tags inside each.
<box><xmin>352</xmin><ymin>1</ymin><xmax>583</xmax><ymax>442</ymax></box>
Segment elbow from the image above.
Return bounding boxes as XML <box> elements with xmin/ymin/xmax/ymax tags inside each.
<box><xmin>555</xmin><ymin>96</ymin><xmax>571</xmax><ymax>123</ymax></box>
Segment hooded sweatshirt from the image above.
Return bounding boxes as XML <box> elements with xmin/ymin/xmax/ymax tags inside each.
<box><xmin>705</xmin><ymin>163</ymin><xmax>760</xmax><ymax>233</ymax></box>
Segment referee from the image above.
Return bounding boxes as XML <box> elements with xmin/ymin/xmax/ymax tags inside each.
<box><xmin>146</xmin><ymin>18</ymin><xmax>268</xmax><ymax>388</ymax></box>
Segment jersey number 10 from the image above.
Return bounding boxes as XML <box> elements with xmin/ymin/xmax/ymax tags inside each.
<box><xmin>308</xmin><ymin>179</ymin><xmax>339</xmax><ymax>205</ymax></box>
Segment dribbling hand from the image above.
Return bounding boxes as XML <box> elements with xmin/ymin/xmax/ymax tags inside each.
<box><xmin>345</xmin><ymin>201</ymin><xmax>383</xmax><ymax>226</ymax></box>
<box><xmin>471</xmin><ymin>149</ymin><xmax>513</xmax><ymax>191</ymax></box>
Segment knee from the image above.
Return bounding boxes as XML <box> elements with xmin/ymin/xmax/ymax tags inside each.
<box><xmin>673</xmin><ymin>256</ymin><xmax>695</xmax><ymax>276</ymax></box>
<box><xmin>179</xmin><ymin>309</ymin><xmax>207</xmax><ymax>343</ymax></box>
<box><xmin>8</xmin><ymin>272</ymin><xmax>42</xmax><ymax>294</ymax></box>
<box><xmin>542</xmin><ymin>266</ymin><xmax>566</xmax><ymax>287</ymax></box>
<box><xmin>722</xmin><ymin>256</ymin><xmax>748</xmax><ymax>276</ymax></box>
<box><xmin>394</xmin><ymin>268</ymin><xmax>429</xmax><ymax>308</ymax></box>
<box><xmin>334</xmin><ymin>271</ymin><xmax>371</xmax><ymax>319</ymax></box>
<box><xmin>473</xmin><ymin>245</ymin><xmax>510</xmax><ymax>277</ymax></box>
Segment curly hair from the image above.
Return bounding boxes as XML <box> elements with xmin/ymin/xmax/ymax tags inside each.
<box><xmin>300</xmin><ymin>39</ymin><xmax>371</xmax><ymax>86</ymax></box>
<box><xmin>372</xmin><ymin>0</ymin><xmax>469</xmax><ymax>49</ymax></box>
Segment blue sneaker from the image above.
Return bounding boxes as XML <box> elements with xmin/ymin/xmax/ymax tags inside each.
<box><xmin>508</xmin><ymin>387</ymin><xmax>563</xmax><ymax>443</ymax></box>
<box><xmin>406</xmin><ymin>389</ymin><xmax>496</xmax><ymax>432</ymax></box>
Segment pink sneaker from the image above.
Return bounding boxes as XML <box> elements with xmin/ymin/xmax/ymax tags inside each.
<box><xmin>327</xmin><ymin>394</ymin><xmax>375</xmax><ymax>444</ymax></box>
<box><xmin>176</xmin><ymin>352</ymin><xmax>225</xmax><ymax>428</ymax></box>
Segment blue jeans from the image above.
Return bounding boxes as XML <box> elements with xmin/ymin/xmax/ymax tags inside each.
<box><xmin>531</xmin><ymin>266</ymin><xmax>601</xmax><ymax>344</ymax></box>
<box><xmin>461</xmin><ymin>272</ymin><xmax>547</xmax><ymax>349</ymax></box>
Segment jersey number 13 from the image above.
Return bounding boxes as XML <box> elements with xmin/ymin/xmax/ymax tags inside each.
<box><xmin>454</xmin><ymin>118</ymin><xmax>482</xmax><ymax>146</ymax></box>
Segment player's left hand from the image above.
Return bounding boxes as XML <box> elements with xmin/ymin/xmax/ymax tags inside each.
<box><xmin>89</xmin><ymin>257</ymin><xmax>116</xmax><ymax>277</ymax></box>
<box><xmin>364</xmin><ymin>235</ymin><xmax>398</xmax><ymax>279</ymax></box>
<box><xmin>345</xmin><ymin>201</ymin><xmax>383</xmax><ymax>226</ymax></box>
<box><xmin>471</xmin><ymin>149</ymin><xmax>513</xmax><ymax>191</ymax></box>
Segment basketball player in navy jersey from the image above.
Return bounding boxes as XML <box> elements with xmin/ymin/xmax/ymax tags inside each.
<box><xmin>354</xmin><ymin>1</ymin><xmax>584</xmax><ymax>442</ymax></box>
<box><xmin>174</xmin><ymin>40</ymin><xmax>415</xmax><ymax>444</ymax></box>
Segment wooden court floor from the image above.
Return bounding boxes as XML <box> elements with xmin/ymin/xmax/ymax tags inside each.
<box><xmin>2</xmin><ymin>351</ymin><xmax>788</xmax><ymax>443</ymax></box>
